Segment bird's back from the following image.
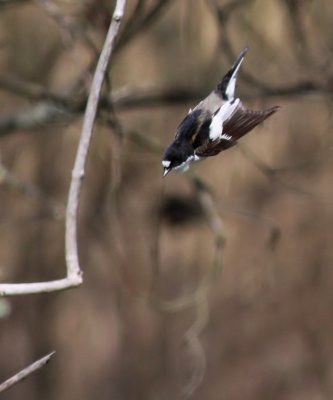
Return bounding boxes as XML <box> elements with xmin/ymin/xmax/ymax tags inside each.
<box><xmin>193</xmin><ymin>90</ymin><xmax>225</xmax><ymax>115</ymax></box>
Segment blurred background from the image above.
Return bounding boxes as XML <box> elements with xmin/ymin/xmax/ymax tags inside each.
<box><xmin>1</xmin><ymin>0</ymin><xmax>333</xmax><ymax>399</ymax></box>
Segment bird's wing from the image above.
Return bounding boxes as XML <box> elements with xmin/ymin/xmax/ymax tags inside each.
<box><xmin>173</xmin><ymin>92</ymin><xmax>227</xmax><ymax>147</ymax></box>
<box><xmin>195</xmin><ymin>102</ymin><xmax>279</xmax><ymax>157</ymax></box>
<box><xmin>222</xmin><ymin>103</ymin><xmax>279</xmax><ymax>140</ymax></box>
<box><xmin>174</xmin><ymin>109</ymin><xmax>209</xmax><ymax>143</ymax></box>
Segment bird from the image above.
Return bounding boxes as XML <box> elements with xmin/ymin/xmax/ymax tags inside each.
<box><xmin>162</xmin><ymin>47</ymin><xmax>279</xmax><ymax>177</ymax></box>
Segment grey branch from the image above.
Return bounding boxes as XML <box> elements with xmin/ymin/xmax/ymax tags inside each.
<box><xmin>0</xmin><ymin>80</ymin><xmax>327</xmax><ymax>139</ymax></box>
<box><xmin>0</xmin><ymin>73</ymin><xmax>68</xmax><ymax>103</ymax></box>
<box><xmin>65</xmin><ymin>0</ymin><xmax>127</xmax><ymax>289</ymax></box>
<box><xmin>0</xmin><ymin>0</ymin><xmax>127</xmax><ymax>296</ymax></box>
<box><xmin>0</xmin><ymin>351</ymin><xmax>55</xmax><ymax>394</ymax></box>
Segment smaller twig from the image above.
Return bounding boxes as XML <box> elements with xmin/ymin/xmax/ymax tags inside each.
<box><xmin>114</xmin><ymin>0</ymin><xmax>173</xmax><ymax>54</ymax></box>
<box><xmin>180</xmin><ymin>175</ymin><xmax>223</xmax><ymax>397</ymax></box>
<box><xmin>226</xmin><ymin>207</ymin><xmax>281</xmax><ymax>250</ymax></box>
<box><xmin>0</xmin><ymin>351</ymin><xmax>55</xmax><ymax>394</ymax></box>
<box><xmin>149</xmin><ymin>175</ymin><xmax>224</xmax><ymax>396</ymax></box>
<box><xmin>208</xmin><ymin>0</ymin><xmax>317</xmax><ymax>93</ymax></box>
<box><xmin>183</xmin><ymin>295</ymin><xmax>208</xmax><ymax>398</ymax></box>
<box><xmin>151</xmin><ymin>174</ymin><xmax>225</xmax><ymax>312</ymax></box>
<box><xmin>115</xmin><ymin>0</ymin><xmax>146</xmax><ymax>47</ymax></box>
<box><xmin>190</xmin><ymin>174</ymin><xmax>225</xmax><ymax>276</ymax></box>
<box><xmin>37</xmin><ymin>0</ymin><xmax>101</xmax><ymax>56</ymax></box>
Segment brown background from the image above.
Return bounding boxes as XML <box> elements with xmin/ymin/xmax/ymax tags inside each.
<box><xmin>1</xmin><ymin>0</ymin><xmax>333</xmax><ymax>399</ymax></box>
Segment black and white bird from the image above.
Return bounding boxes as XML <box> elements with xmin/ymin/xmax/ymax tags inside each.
<box><xmin>162</xmin><ymin>48</ymin><xmax>279</xmax><ymax>177</ymax></box>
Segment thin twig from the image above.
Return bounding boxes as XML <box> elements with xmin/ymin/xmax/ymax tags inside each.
<box><xmin>181</xmin><ymin>176</ymin><xmax>225</xmax><ymax>396</ymax></box>
<box><xmin>159</xmin><ymin>175</ymin><xmax>223</xmax><ymax>396</ymax></box>
<box><xmin>114</xmin><ymin>0</ymin><xmax>173</xmax><ymax>54</ymax></box>
<box><xmin>0</xmin><ymin>351</ymin><xmax>55</xmax><ymax>394</ymax></box>
<box><xmin>183</xmin><ymin>295</ymin><xmax>208</xmax><ymax>398</ymax></box>
<box><xmin>238</xmin><ymin>144</ymin><xmax>315</xmax><ymax>197</ymax></box>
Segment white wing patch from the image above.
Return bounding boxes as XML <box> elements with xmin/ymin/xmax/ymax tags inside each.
<box><xmin>209</xmin><ymin>98</ymin><xmax>240</xmax><ymax>140</ymax></box>
<box><xmin>221</xmin><ymin>133</ymin><xmax>233</xmax><ymax>141</ymax></box>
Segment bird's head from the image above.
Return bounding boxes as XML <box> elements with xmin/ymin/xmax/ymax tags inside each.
<box><xmin>162</xmin><ymin>140</ymin><xmax>194</xmax><ymax>177</ymax></box>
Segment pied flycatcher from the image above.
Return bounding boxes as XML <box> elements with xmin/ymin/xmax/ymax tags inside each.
<box><xmin>162</xmin><ymin>48</ymin><xmax>279</xmax><ymax>177</ymax></box>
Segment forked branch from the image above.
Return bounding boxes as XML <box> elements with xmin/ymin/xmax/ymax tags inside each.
<box><xmin>0</xmin><ymin>0</ymin><xmax>127</xmax><ymax>296</ymax></box>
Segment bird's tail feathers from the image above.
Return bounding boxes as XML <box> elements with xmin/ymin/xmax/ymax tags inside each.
<box><xmin>217</xmin><ymin>47</ymin><xmax>249</xmax><ymax>101</ymax></box>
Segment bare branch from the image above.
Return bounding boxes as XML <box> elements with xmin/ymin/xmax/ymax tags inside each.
<box><xmin>0</xmin><ymin>351</ymin><xmax>55</xmax><ymax>394</ymax></box>
<box><xmin>0</xmin><ymin>0</ymin><xmax>127</xmax><ymax>296</ymax></box>
<box><xmin>0</xmin><ymin>102</ymin><xmax>72</xmax><ymax>137</ymax></box>
<box><xmin>0</xmin><ymin>79</ymin><xmax>328</xmax><ymax>139</ymax></box>
<box><xmin>0</xmin><ymin>73</ymin><xmax>68</xmax><ymax>103</ymax></box>
<box><xmin>0</xmin><ymin>278</ymin><xmax>81</xmax><ymax>296</ymax></box>
<box><xmin>65</xmin><ymin>0</ymin><xmax>127</xmax><ymax>289</ymax></box>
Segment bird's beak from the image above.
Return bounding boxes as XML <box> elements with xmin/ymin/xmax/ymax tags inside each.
<box><xmin>163</xmin><ymin>167</ymin><xmax>171</xmax><ymax>177</ymax></box>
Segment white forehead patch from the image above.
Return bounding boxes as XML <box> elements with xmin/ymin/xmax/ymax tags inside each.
<box><xmin>162</xmin><ymin>160</ymin><xmax>171</xmax><ymax>168</ymax></box>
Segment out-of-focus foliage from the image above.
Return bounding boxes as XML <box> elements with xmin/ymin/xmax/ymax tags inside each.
<box><xmin>1</xmin><ymin>0</ymin><xmax>333</xmax><ymax>399</ymax></box>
